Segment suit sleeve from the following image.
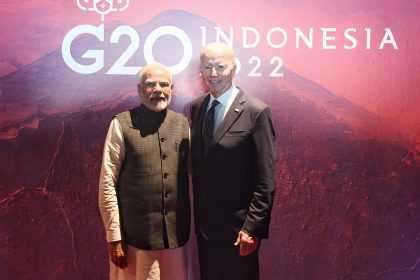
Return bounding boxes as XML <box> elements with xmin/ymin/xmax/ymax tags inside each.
<box><xmin>242</xmin><ymin>106</ymin><xmax>276</xmax><ymax>239</ymax></box>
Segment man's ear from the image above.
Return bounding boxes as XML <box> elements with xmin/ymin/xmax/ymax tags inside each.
<box><xmin>231</xmin><ymin>64</ymin><xmax>237</xmax><ymax>76</ymax></box>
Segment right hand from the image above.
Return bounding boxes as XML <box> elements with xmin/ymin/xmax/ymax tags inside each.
<box><xmin>108</xmin><ymin>241</ymin><xmax>128</xmax><ymax>269</ymax></box>
<box><xmin>234</xmin><ymin>231</ymin><xmax>260</xmax><ymax>256</ymax></box>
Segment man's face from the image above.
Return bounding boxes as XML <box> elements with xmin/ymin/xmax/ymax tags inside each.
<box><xmin>200</xmin><ymin>48</ymin><xmax>236</xmax><ymax>97</ymax></box>
<box><xmin>138</xmin><ymin>67</ymin><xmax>172</xmax><ymax>112</ymax></box>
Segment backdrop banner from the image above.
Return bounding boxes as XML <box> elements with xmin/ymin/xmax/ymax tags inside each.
<box><xmin>0</xmin><ymin>1</ymin><xmax>419</xmax><ymax>279</ymax></box>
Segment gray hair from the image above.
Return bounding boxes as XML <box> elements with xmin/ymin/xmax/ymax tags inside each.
<box><xmin>200</xmin><ymin>42</ymin><xmax>236</xmax><ymax>65</ymax></box>
<box><xmin>138</xmin><ymin>63</ymin><xmax>173</xmax><ymax>84</ymax></box>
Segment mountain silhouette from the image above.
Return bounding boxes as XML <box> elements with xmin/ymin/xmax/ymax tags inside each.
<box><xmin>0</xmin><ymin>9</ymin><xmax>419</xmax><ymax>280</ymax></box>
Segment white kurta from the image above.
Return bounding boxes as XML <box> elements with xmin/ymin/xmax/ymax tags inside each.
<box><xmin>98</xmin><ymin>118</ymin><xmax>190</xmax><ymax>280</ymax></box>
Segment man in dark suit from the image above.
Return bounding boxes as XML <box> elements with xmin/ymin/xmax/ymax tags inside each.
<box><xmin>190</xmin><ymin>42</ymin><xmax>276</xmax><ymax>280</ymax></box>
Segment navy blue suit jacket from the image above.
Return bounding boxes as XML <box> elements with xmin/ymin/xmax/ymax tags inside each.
<box><xmin>190</xmin><ymin>89</ymin><xmax>276</xmax><ymax>244</ymax></box>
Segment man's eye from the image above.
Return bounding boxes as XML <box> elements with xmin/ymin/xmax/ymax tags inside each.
<box><xmin>159</xmin><ymin>82</ymin><xmax>170</xmax><ymax>88</ymax></box>
<box><xmin>145</xmin><ymin>81</ymin><xmax>156</xmax><ymax>87</ymax></box>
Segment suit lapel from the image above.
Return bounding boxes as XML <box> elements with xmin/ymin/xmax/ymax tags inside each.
<box><xmin>213</xmin><ymin>90</ymin><xmax>246</xmax><ymax>145</ymax></box>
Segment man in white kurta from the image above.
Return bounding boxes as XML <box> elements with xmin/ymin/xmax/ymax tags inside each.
<box><xmin>99</xmin><ymin>63</ymin><xmax>191</xmax><ymax>280</ymax></box>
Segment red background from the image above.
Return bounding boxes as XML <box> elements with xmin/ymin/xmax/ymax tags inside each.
<box><xmin>0</xmin><ymin>1</ymin><xmax>419</xmax><ymax>279</ymax></box>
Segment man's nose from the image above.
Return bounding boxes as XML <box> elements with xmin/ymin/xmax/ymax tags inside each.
<box><xmin>153</xmin><ymin>83</ymin><xmax>163</xmax><ymax>91</ymax></box>
<box><xmin>210</xmin><ymin>67</ymin><xmax>218</xmax><ymax>76</ymax></box>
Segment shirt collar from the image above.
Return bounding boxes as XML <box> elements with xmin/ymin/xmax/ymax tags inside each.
<box><xmin>209</xmin><ymin>83</ymin><xmax>237</xmax><ymax>108</ymax></box>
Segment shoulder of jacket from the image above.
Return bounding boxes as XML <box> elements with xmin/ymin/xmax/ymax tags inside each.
<box><xmin>115</xmin><ymin>109</ymin><xmax>131</xmax><ymax>120</ymax></box>
<box><xmin>241</xmin><ymin>92</ymin><xmax>269</xmax><ymax>112</ymax></box>
<box><xmin>167</xmin><ymin>109</ymin><xmax>189</xmax><ymax>123</ymax></box>
<box><xmin>191</xmin><ymin>95</ymin><xmax>208</xmax><ymax>107</ymax></box>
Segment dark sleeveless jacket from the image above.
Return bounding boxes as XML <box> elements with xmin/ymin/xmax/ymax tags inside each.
<box><xmin>116</xmin><ymin>105</ymin><xmax>190</xmax><ymax>250</ymax></box>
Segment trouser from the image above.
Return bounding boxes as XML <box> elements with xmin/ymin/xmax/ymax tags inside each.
<box><xmin>197</xmin><ymin>233</ymin><xmax>259</xmax><ymax>280</ymax></box>
<box><xmin>109</xmin><ymin>244</ymin><xmax>189</xmax><ymax>280</ymax></box>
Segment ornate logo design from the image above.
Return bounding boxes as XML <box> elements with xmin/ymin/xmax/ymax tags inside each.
<box><xmin>76</xmin><ymin>0</ymin><xmax>130</xmax><ymax>21</ymax></box>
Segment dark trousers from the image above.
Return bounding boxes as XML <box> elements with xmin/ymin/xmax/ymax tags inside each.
<box><xmin>197</xmin><ymin>233</ymin><xmax>259</xmax><ymax>280</ymax></box>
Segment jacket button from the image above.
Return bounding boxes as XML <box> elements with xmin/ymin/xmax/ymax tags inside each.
<box><xmin>164</xmin><ymin>173</ymin><xmax>169</xmax><ymax>179</ymax></box>
<box><xmin>162</xmin><ymin>154</ymin><xmax>167</xmax><ymax>160</ymax></box>
<box><xmin>164</xmin><ymin>210</ymin><xmax>168</xmax><ymax>215</ymax></box>
<box><xmin>160</xmin><ymin>137</ymin><xmax>166</xmax><ymax>142</ymax></box>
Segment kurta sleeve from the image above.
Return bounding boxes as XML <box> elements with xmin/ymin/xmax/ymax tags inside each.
<box><xmin>98</xmin><ymin>118</ymin><xmax>125</xmax><ymax>242</ymax></box>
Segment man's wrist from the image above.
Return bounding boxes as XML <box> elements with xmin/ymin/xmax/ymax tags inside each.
<box><xmin>241</xmin><ymin>229</ymin><xmax>257</xmax><ymax>238</ymax></box>
<box><xmin>108</xmin><ymin>240</ymin><xmax>123</xmax><ymax>250</ymax></box>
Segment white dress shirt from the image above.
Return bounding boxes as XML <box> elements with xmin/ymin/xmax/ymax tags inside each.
<box><xmin>207</xmin><ymin>83</ymin><xmax>239</xmax><ymax>135</ymax></box>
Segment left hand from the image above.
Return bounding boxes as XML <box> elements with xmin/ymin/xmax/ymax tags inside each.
<box><xmin>234</xmin><ymin>230</ymin><xmax>260</xmax><ymax>256</ymax></box>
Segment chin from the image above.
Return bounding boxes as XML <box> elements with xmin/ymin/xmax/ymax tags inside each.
<box><xmin>205</xmin><ymin>87</ymin><xmax>215</xmax><ymax>93</ymax></box>
<box><xmin>154</xmin><ymin>102</ymin><xmax>169</xmax><ymax>112</ymax></box>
